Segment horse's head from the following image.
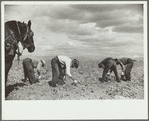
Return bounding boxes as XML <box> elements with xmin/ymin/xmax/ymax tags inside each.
<box><xmin>19</xmin><ymin>20</ymin><xmax>35</xmax><ymax>52</ymax></box>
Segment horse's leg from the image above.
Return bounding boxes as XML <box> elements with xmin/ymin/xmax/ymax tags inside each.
<box><xmin>5</xmin><ymin>47</ymin><xmax>16</xmax><ymax>85</ymax></box>
<box><xmin>5</xmin><ymin>61</ymin><xmax>13</xmax><ymax>85</ymax></box>
<box><xmin>5</xmin><ymin>61</ymin><xmax>13</xmax><ymax>98</ymax></box>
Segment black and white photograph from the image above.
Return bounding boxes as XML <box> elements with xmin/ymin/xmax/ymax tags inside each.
<box><xmin>2</xmin><ymin>1</ymin><xmax>148</xmax><ymax>120</ymax></box>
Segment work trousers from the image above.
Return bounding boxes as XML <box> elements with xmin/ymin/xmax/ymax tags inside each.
<box><xmin>22</xmin><ymin>58</ymin><xmax>38</xmax><ymax>84</ymax></box>
<box><xmin>125</xmin><ymin>59</ymin><xmax>134</xmax><ymax>81</ymax></box>
<box><xmin>51</xmin><ymin>56</ymin><xmax>66</xmax><ymax>86</ymax></box>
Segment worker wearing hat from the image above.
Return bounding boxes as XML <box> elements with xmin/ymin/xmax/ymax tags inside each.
<box><xmin>49</xmin><ymin>55</ymin><xmax>79</xmax><ymax>87</ymax></box>
<box><xmin>114</xmin><ymin>57</ymin><xmax>134</xmax><ymax>81</ymax></box>
<box><xmin>98</xmin><ymin>57</ymin><xmax>120</xmax><ymax>83</ymax></box>
<box><xmin>22</xmin><ymin>57</ymin><xmax>46</xmax><ymax>84</ymax></box>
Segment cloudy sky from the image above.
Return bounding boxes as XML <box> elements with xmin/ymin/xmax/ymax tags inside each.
<box><xmin>4</xmin><ymin>2</ymin><xmax>144</xmax><ymax>59</ymax></box>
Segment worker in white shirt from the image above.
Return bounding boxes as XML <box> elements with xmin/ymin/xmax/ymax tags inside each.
<box><xmin>49</xmin><ymin>56</ymin><xmax>79</xmax><ymax>87</ymax></box>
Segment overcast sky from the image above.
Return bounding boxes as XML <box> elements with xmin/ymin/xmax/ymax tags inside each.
<box><xmin>4</xmin><ymin>3</ymin><xmax>144</xmax><ymax>59</ymax></box>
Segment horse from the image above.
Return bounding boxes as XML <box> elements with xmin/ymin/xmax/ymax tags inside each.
<box><xmin>5</xmin><ymin>20</ymin><xmax>35</xmax><ymax>88</ymax></box>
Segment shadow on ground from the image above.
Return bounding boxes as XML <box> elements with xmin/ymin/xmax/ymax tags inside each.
<box><xmin>5</xmin><ymin>82</ymin><xmax>28</xmax><ymax>98</ymax></box>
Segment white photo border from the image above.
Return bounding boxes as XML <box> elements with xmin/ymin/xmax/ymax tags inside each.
<box><xmin>1</xmin><ymin>1</ymin><xmax>148</xmax><ymax>120</ymax></box>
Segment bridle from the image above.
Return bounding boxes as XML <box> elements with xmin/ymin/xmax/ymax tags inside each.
<box><xmin>5</xmin><ymin>21</ymin><xmax>34</xmax><ymax>49</ymax></box>
<box><xmin>16</xmin><ymin>21</ymin><xmax>34</xmax><ymax>49</ymax></box>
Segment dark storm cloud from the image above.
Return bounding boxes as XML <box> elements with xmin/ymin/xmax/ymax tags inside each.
<box><xmin>42</xmin><ymin>4</ymin><xmax>143</xmax><ymax>33</ymax></box>
<box><xmin>95</xmin><ymin>19</ymin><xmax>126</xmax><ymax>28</ymax></box>
<box><xmin>113</xmin><ymin>25</ymin><xmax>143</xmax><ymax>33</ymax></box>
<box><xmin>70</xmin><ymin>4</ymin><xmax>143</xmax><ymax>13</ymax></box>
<box><xmin>40</xmin><ymin>5</ymin><xmax>85</xmax><ymax>21</ymax></box>
<box><xmin>70</xmin><ymin>4</ymin><xmax>143</xmax><ymax>20</ymax></box>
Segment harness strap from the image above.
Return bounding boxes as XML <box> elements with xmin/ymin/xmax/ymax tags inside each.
<box><xmin>16</xmin><ymin>21</ymin><xmax>31</xmax><ymax>64</ymax></box>
<box><xmin>16</xmin><ymin>21</ymin><xmax>22</xmax><ymax>41</ymax></box>
<box><xmin>23</xmin><ymin>24</ymin><xmax>29</xmax><ymax>41</ymax></box>
<box><xmin>5</xmin><ymin>34</ymin><xmax>11</xmax><ymax>41</ymax></box>
<box><xmin>15</xmin><ymin>22</ymin><xmax>22</xmax><ymax>64</ymax></box>
<box><xmin>5</xmin><ymin>24</ymin><xmax>22</xmax><ymax>65</ymax></box>
<box><xmin>16</xmin><ymin>21</ymin><xmax>31</xmax><ymax>48</ymax></box>
<box><xmin>5</xmin><ymin>29</ymin><xmax>17</xmax><ymax>42</ymax></box>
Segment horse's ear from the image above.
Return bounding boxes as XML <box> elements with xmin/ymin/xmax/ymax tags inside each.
<box><xmin>28</xmin><ymin>20</ymin><xmax>31</xmax><ymax>29</ymax></box>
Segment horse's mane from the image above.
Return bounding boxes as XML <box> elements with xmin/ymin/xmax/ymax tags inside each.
<box><xmin>5</xmin><ymin>20</ymin><xmax>28</xmax><ymax>39</ymax></box>
<box><xmin>5</xmin><ymin>21</ymin><xmax>18</xmax><ymax>35</ymax></box>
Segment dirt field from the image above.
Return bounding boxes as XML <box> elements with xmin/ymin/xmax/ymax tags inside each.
<box><xmin>5</xmin><ymin>57</ymin><xmax>144</xmax><ymax>100</ymax></box>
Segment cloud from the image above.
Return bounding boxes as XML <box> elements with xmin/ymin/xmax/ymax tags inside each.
<box><xmin>71</xmin><ymin>4</ymin><xmax>143</xmax><ymax>13</ymax></box>
<box><xmin>44</xmin><ymin>17</ymin><xmax>95</xmax><ymax>36</ymax></box>
<box><xmin>4</xmin><ymin>3</ymin><xmax>144</xmax><ymax>58</ymax></box>
<box><xmin>70</xmin><ymin>4</ymin><xmax>143</xmax><ymax>28</ymax></box>
<box><xmin>112</xmin><ymin>24</ymin><xmax>143</xmax><ymax>33</ymax></box>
